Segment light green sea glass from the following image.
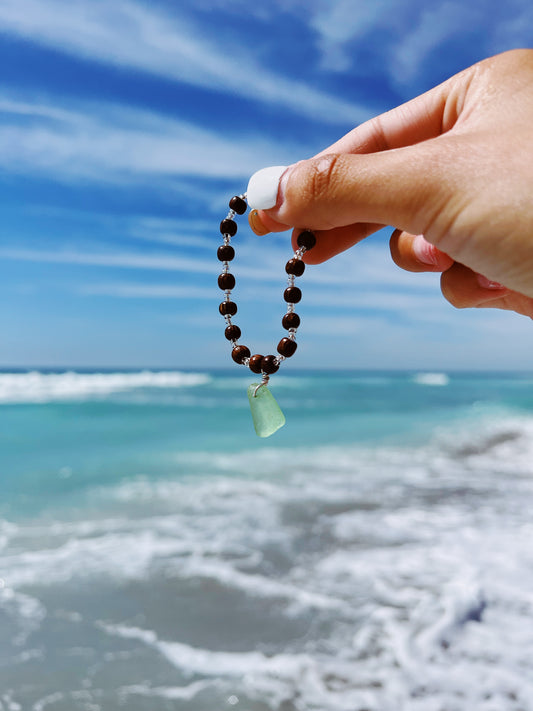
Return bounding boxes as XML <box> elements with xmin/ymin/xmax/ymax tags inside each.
<box><xmin>247</xmin><ymin>384</ymin><xmax>286</xmax><ymax>437</ymax></box>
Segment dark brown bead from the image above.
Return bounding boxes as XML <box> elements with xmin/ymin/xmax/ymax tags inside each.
<box><xmin>217</xmin><ymin>245</ymin><xmax>235</xmax><ymax>261</ymax></box>
<box><xmin>282</xmin><ymin>312</ymin><xmax>300</xmax><ymax>329</ymax></box>
<box><xmin>277</xmin><ymin>337</ymin><xmax>297</xmax><ymax>357</ymax></box>
<box><xmin>218</xmin><ymin>273</ymin><xmax>235</xmax><ymax>290</ymax></box>
<box><xmin>285</xmin><ymin>258</ymin><xmax>305</xmax><ymax>276</ymax></box>
<box><xmin>229</xmin><ymin>196</ymin><xmax>247</xmax><ymax>215</ymax></box>
<box><xmin>219</xmin><ymin>301</ymin><xmax>237</xmax><ymax>316</ymax></box>
<box><xmin>232</xmin><ymin>345</ymin><xmax>250</xmax><ymax>364</ymax></box>
<box><xmin>261</xmin><ymin>355</ymin><xmax>279</xmax><ymax>374</ymax></box>
<box><xmin>284</xmin><ymin>286</ymin><xmax>302</xmax><ymax>303</ymax></box>
<box><xmin>248</xmin><ymin>354</ymin><xmax>264</xmax><ymax>374</ymax></box>
<box><xmin>297</xmin><ymin>230</ymin><xmax>316</xmax><ymax>250</ymax></box>
<box><xmin>220</xmin><ymin>218</ymin><xmax>237</xmax><ymax>237</ymax></box>
<box><xmin>225</xmin><ymin>324</ymin><xmax>241</xmax><ymax>341</ymax></box>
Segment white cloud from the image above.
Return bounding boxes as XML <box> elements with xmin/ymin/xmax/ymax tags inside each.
<box><xmin>390</xmin><ymin>2</ymin><xmax>479</xmax><ymax>86</ymax></box>
<box><xmin>0</xmin><ymin>92</ymin><xmax>303</xmax><ymax>183</ymax></box>
<box><xmin>0</xmin><ymin>247</ymin><xmax>215</xmax><ymax>274</ymax></box>
<box><xmin>310</xmin><ymin>0</ymin><xmax>398</xmax><ymax>72</ymax></box>
<box><xmin>79</xmin><ymin>282</ymin><xmax>211</xmax><ymax>299</ymax></box>
<box><xmin>0</xmin><ymin>0</ymin><xmax>371</xmax><ymax>125</ymax></box>
<box><xmin>491</xmin><ymin>3</ymin><xmax>533</xmax><ymax>52</ymax></box>
<box><xmin>307</xmin><ymin>0</ymin><xmax>533</xmax><ymax>88</ymax></box>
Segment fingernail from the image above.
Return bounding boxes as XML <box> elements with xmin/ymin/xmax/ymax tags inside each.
<box><xmin>476</xmin><ymin>274</ymin><xmax>506</xmax><ymax>289</ymax></box>
<box><xmin>248</xmin><ymin>209</ymin><xmax>270</xmax><ymax>236</ymax></box>
<box><xmin>247</xmin><ymin>165</ymin><xmax>288</xmax><ymax>210</ymax></box>
<box><xmin>412</xmin><ymin>234</ymin><xmax>438</xmax><ymax>266</ymax></box>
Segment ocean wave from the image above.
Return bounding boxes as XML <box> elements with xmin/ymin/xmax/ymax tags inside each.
<box><xmin>3</xmin><ymin>409</ymin><xmax>533</xmax><ymax>708</ymax></box>
<box><xmin>412</xmin><ymin>372</ymin><xmax>450</xmax><ymax>386</ymax></box>
<box><xmin>0</xmin><ymin>370</ymin><xmax>211</xmax><ymax>403</ymax></box>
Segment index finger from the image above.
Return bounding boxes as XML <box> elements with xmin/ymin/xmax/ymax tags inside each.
<box><xmin>314</xmin><ymin>65</ymin><xmax>470</xmax><ymax>158</ymax></box>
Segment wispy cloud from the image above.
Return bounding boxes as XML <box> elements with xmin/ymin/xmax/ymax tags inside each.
<box><xmin>308</xmin><ymin>0</ymin><xmax>532</xmax><ymax>88</ymax></box>
<box><xmin>79</xmin><ymin>282</ymin><xmax>212</xmax><ymax>299</ymax></box>
<box><xmin>0</xmin><ymin>93</ymin><xmax>304</xmax><ymax>183</ymax></box>
<box><xmin>310</xmin><ymin>0</ymin><xmax>398</xmax><ymax>72</ymax></box>
<box><xmin>390</xmin><ymin>2</ymin><xmax>480</xmax><ymax>85</ymax></box>
<box><xmin>0</xmin><ymin>247</ymin><xmax>215</xmax><ymax>274</ymax></box>
<box><xmin>0</xmin><ymin>0</ymin><xmax>371</xmax><ymax>125</ymax></box>
<box><xmin>0</xmin><ymin>238</ymin><xmax>441</xmax><ymax>293</ymax></box>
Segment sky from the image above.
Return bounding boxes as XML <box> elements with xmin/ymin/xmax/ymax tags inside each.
<box><xmin>1</xmin><ymin>0</ymin><xmax>532</xmax><ymax>370</ymax></box>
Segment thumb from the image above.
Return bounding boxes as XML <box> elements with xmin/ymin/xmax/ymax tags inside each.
<box><xmin>266</xmin><ymin>143</ymin><xmax>453</xmax><ymax>239</ymax></box>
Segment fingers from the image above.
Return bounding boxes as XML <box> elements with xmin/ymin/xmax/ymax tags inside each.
<box><xmin>391</xmin><ymin>233</ymin><xmax>533</xmax><ymax>317</ymax></box>
<box><xmin>440</xmin><ymin>263</ymin><xmax>508</xmax><ymax>308</ymax></box>
<box><xmin>248</xmin><ymin>209</ymin><xmax>289</xmax><ymax>235</ymax></box>
<box><xmin>390</xmin><ymin>231</ymin><xmax>454</xmax><ymax>272</ymax></box>
<box><xmin>247</xmin><ymin>59</ymin><xmax>477</xmax><ymax>233</ymax></box>
<box><xmin>313</xmin><ymin>64</ymin><xmax>469</xmax><ymax>157</ymax></box>
<box><xmin>443</xmin><ymin>262</ymin><xmax>533</xmax><ymax>318</ymax></box>
<box><xmin>247</xmin><ymin>62</ymin><xmax>480</xmax><ymax>246</ymax></box>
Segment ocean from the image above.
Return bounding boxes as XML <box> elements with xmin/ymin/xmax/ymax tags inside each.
<box><xmin>0</xmin><ymin>369</ymin><xmax>533</xmax><ymax>710</ymax></box>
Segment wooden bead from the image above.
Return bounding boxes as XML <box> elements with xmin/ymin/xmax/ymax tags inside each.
<box><xmin>277</xmin><ymin>337</ymin><xmax>297</xmax><ymax>357</ymax></box>
<box><xmin>220</xmin><ymin>218</ymin><xmax>237</xmax><ymax>237</ymax></box>
<box><xmin>219</xmin><ymin>301</ymin><xmax>237</xmax><ymax>316</ymax></box>
<box><xmin>284</xmin><ymin>286</ymin><xmax>302</xmax><ymax>303</ymax></box>
<box><xmin>297</xmin><ymin>230</ymin><xmax>316</xmax><ymax>250</ymax></box>
<box><xmin>217</xmin><ymin>245</ymin><xmax>235</xmax><ymax>261</ymax></box>
<box><xmin>261</xmin><ymin>355</ymin><xmax>279</xmax><ymax>374</ymax></box>
<box><xmin>225</xmin><ymin>324</ymin><xmax>241</xmax><ymax>341</ymax></box>
<box><xmin>285</xmin><ymin>258</ymin><xmax>305</xmax><ymax>276</ymax></box>
<box><xmin>282</xmin><ymin>312</ymin><xmax>300</xmax><ymax>329</ymax></box>
<box><xmin>218</xmin><ymin>273</ymin><xmax>235</xmax><ymax>290</ymax></box>
<box><xmin>232</xmin><ymin>345</ymin><xmax>250</xmax><ymax>364</ymax></box>
<box><xmin>229</xmin><ymin>196</ymin><xmax>247</xmax><ymax>215</ymax></box>
<box><xmin>248</xmin><ymin>354</ymin><xmax>264</xmax><ymax>374</ymax></box>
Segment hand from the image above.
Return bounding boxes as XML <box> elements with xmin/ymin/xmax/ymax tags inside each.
<box><xmin>252</xmin><ymin>50</ymin><xmax>533</xmax><ymax>319</ymax></box>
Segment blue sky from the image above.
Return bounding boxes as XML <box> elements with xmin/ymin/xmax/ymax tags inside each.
<box><xmin>1</xmin><ymin>0</ymin><xmax>532</xmax><ymax>369</ymax></box>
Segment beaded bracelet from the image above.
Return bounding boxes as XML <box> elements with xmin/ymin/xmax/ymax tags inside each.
<box><xmin>218</xmin><ymin>194</ymin><xmax>316</xmax><ymax>437</ymax></box>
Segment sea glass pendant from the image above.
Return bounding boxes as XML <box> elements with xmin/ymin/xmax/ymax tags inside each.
<box><xmin>247</xmin><ymin>384</ymin><xmax>286</xmax><ymax>437</ymax></box>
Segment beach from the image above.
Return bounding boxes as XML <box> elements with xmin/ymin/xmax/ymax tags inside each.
<box><xmin>0</xmin><ymin>369</ymin><xmax>532</xmax><ymax>710</ymax></box>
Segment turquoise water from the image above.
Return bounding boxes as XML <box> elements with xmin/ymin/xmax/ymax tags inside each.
<box><xmin>2</xmin><ymin>369</ymin><xmax>533</xmax><ymax>516</ymax></box>
<box><xmin>1</xmin><ymin>369</ymin><xmax>533</xmax><ymax>709</ymax></box>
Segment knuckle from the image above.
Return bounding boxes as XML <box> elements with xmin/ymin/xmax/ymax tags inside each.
<box><xmin>308</xmin><ymin>153</ymin><xmax>344</xmax><ymax>202</ymax></box>
<box><xmin>285</xmin><ymin>153</ymin><xmax>346</xmax><ymax>228</ymax></box>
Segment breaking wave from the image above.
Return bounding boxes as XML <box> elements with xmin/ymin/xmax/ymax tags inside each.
<box><xmin>0</xmin><ymin>370</ymin><xmax>211</xmax><ymax>403</ymax></box>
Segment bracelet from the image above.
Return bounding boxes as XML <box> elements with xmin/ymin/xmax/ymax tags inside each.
<box><xmin>218</xmin><ymin>194</ymin><xmax>316</xmax><ymax>436</ymax></box>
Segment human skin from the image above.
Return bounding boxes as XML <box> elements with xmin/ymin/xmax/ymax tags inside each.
<box><xmin>252</xmin><ymin>49</ymin><xmax>533</xmax><ymax>319</ymax></box>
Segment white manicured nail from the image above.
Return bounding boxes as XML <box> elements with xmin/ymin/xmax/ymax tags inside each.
<box><xmin>246</xmin><ymin>165</ymin><xmax>288</xmax><ymax>210</ymax></box>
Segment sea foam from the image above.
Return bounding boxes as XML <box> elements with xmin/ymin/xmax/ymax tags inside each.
<box><xmin>0</xmin><ymin>370</ymin><xmax>210</xmax><ymax>403</ymax></box>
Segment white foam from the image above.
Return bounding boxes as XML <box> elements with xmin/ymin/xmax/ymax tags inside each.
<box><xmin>412</xmin><ymin>372</ymin><xmax>450</xmax><ymax>386</ymax></box>
<box><xmin>0</xmin><ymin>370</ymin><xmax>210</xmax><ymax>403</ymax></box>
<box><xmin>3</xmin><ymin>411</ymin><xmax>533</xmax><ymax>709</ymax></box>
<box><xmin>101</xmin><ymin>622</ymin><xmax>317</xmax><ymax>684</ymax></box>
<box><xmin>117</xmin><ymin>680</ymin><xmax>219</xmax><ymax>702</ymax></box>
